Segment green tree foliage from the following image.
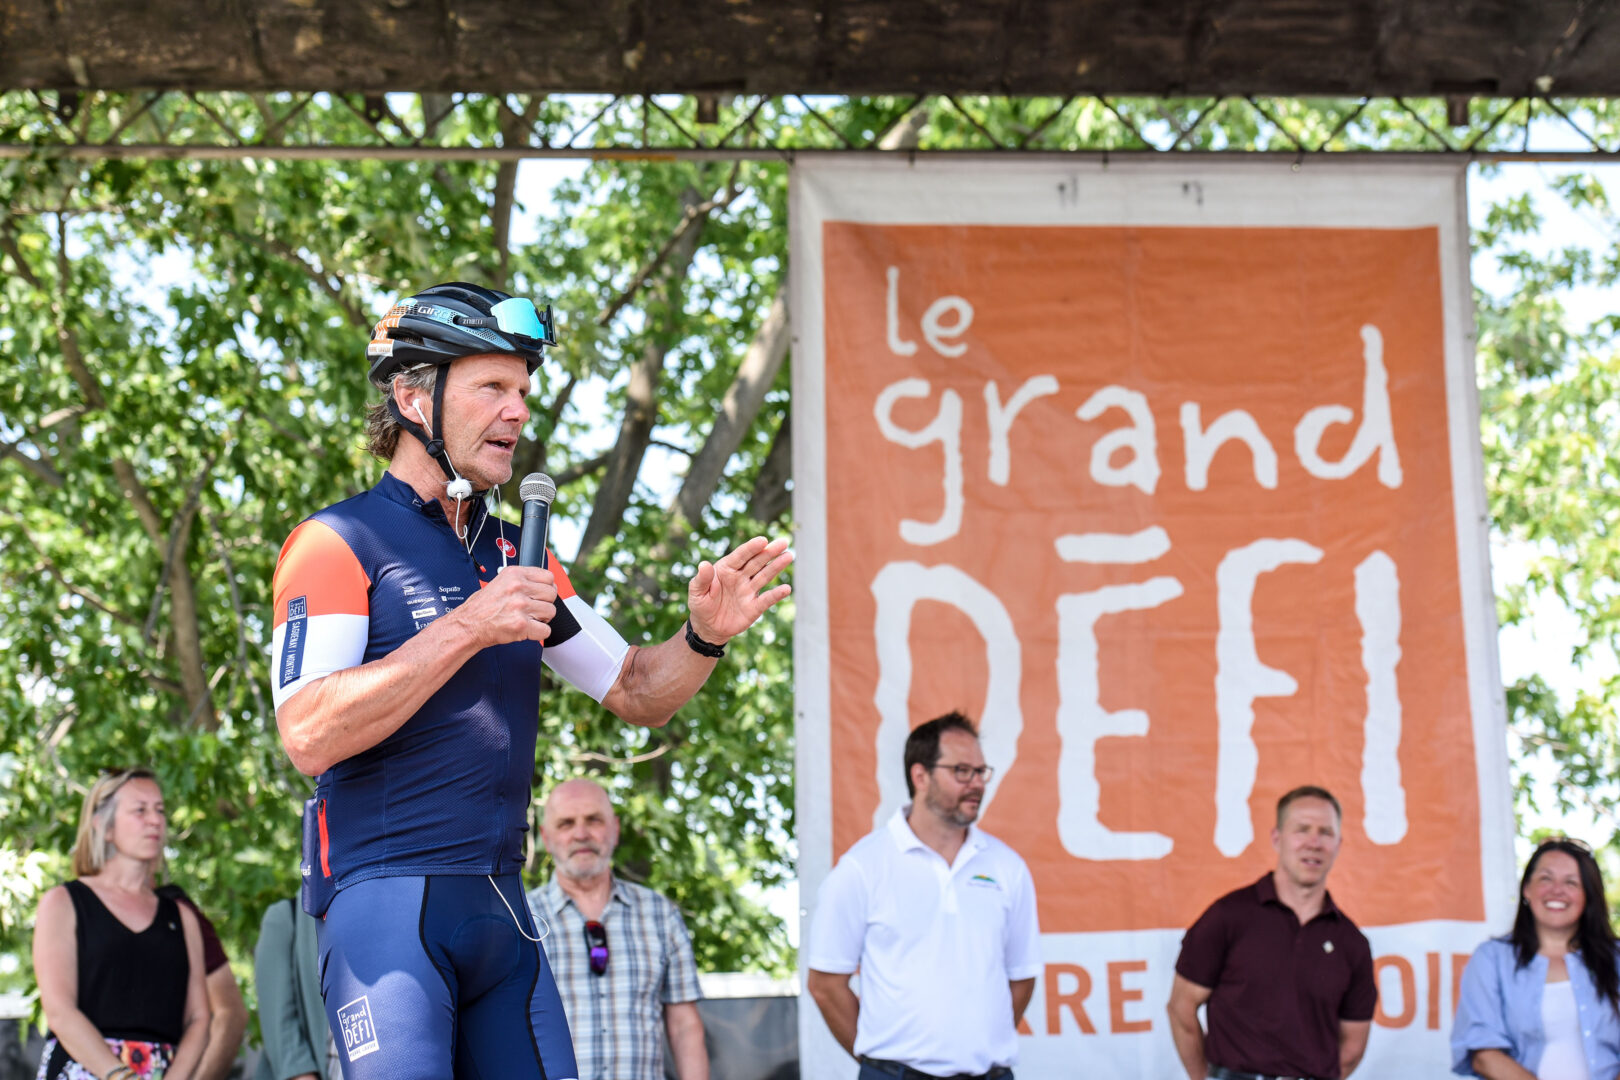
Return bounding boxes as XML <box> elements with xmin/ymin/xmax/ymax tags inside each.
<box><xmin>3</xmin><ymin>91</ymin><xmax>1620</xmax><ymax>1013</ymax></box>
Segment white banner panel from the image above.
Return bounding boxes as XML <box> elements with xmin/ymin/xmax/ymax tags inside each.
<box><xmin>790</xmin><ymin>158</ymin><xmax>1514</xmax><ymax>1079</ymax></box>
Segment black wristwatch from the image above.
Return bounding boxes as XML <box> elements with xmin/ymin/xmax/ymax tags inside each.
<box><xmin>684</xmin><ymin>620</ymin><xmax>726</xmax><ymax>659</ymax></box>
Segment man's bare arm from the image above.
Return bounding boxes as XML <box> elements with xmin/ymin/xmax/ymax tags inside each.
<box><xmin>806</xmin><ymin>969</ymin><xmax>860</xmax><ymax>1059</ymax></box>
<box><xmin>277</xmin><ymin>566</ymin><xmax>557</xmax><ymax>774</ymax></box>
<box><xmin>195</xmin><ymin>965</ymin><xmax>248</xmax><ymax>1080</ymax></box>
<box><xmin>600</xmin><ymin>537</ymin><xmax>792</xmax><ymax>727</ymax></box>
<box><xmin>1010</xmin><ymin>978</ymin><xmax>1035</xmax><ymax>1027</ymax></box>
<box><xmin>1166</xmin><ymin>974</ymin><xmax>1213</xmax><ymax>1080</ymax></box>
<box><xmin>1338</xmin><ymin>1019</ymin><xmax>1372</xmax><ymax>1077</ymax></box>
<box><xmin>664</xmin><ymin>1001</ymin><xmax>710</xmax><ymax>1080</ymax></box>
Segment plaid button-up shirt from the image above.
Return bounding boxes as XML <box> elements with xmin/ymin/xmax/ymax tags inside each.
<box><xmin>528</xmin><ymin>876</ymin><xmax>702</xmax><ymax>1080</ymax></box>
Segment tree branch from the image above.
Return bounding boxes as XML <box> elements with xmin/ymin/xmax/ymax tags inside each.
<box><xmin>9</xmin><ymin>526</ymin><xmax>140</xmax><ymax>629</ymax></box>
<box><xmin>673</xmin><ymin>287</ymin><xmax>789</xmax><ymax>529</ymax></box>
<box><xmin>204</xmin><ymin>506</ymin><xmax>267</xmax><ymax>722</ymax></box>
<box><xmin>651</xmin><ymin>438</ymin><xmax>693</xmax><ymax>457</ymax></box>
<box><xmin>555</xmin><ymin>451</ymin><xmax>610</xmax><ymax>488</ymax></box>
<box><xmin>142</xmin><ymin>448</ymin><xmax>221</xmax><ymax>646</ymax></box>
<box><xmin>576</xmin><ymin>186</ymin><xmax>711</xmax><ymax>563</ymax></box>
<box><xmin>747</xmin><ymin>410</ymin><xmax>793</xmax><ymax>524</ymax></box>
<box><xmin>490</xmin><ymin>95</ymin><xmax>543</xmax><ymax>290</ymax></box>
<box><xmin>2</xmin><ymin>403</ymin><xmax>88</xmax><ymax>486</ymax></box>
<box><xmin>595</xmin><ymin>163</ymin><xmax>741</xmax><ymax>328</ymax></box>
<box><xmin>544</xmin><ymin>373</ymin><xmax>578</xmax><ymax>427</ymax></box>
<box><xmin>569</xmin><ymin>743</ymin><xmax>673</xmax><ymax>766</ymax></box>
<box><xmin>234</xmin><ymin>230</ymin><xmax>370</xmax><ymax>330</ymax></box>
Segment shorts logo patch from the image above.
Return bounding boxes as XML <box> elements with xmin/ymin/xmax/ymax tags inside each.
<box><xmin>337</xmin><ymin>994</ymin><xmax>381</xmax><ymax>1061</ymax></box>
<box><xmin>280</xmin><ymin>596</ymin><xmax>308</xmax><ymax>688</ymax></box>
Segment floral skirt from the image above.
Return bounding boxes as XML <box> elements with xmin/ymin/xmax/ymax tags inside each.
<box><xmin>38</xmin><ymin>1037</ymin><xmax>173</xmax><ymax>1080</ymax></box>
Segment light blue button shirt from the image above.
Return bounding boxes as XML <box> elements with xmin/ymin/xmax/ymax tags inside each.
<box><xmin>1452</xmin><ymin>937</ymin><xmax>1620</xmax><ymax>1076</ymax></box>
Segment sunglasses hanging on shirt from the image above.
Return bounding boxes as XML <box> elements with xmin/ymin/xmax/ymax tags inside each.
<box><xmin>584</xmin><ymin>920</ymin><xmax>609</xmax><ymax>976</ymax></box>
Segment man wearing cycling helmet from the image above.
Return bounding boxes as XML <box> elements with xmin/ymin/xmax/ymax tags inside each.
<box><xmin>269</xmin><ymin>283</ymin><xmax>792</xmax><ymax>1080</ymax></box>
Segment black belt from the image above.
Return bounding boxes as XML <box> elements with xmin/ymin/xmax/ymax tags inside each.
<box><xmin>860</xmin><ymin>1057</ymin><xmax>1012</xmax><ymax>1080</ymax></box>
<box><xmin>1208</xmin><ymin>1066</ymin><xmax>1322</xmax><ymax>1080</ymax></box>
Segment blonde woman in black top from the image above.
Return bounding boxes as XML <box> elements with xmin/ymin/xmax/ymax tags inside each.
<box><xmin>33</xmin><ymin>768</ymin><xmax>210</xmax><ymax>1080</ymax></box>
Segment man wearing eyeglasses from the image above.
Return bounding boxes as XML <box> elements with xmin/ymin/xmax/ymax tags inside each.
<box><xmin>806</xmin><ymin>712</ymin><xmax>1041</xmax><ymax>1080</ymax></box>
<box><xmin>270</xmin><ymin>284</ymin><xmax>789</xmax><ymax>1080</ymax></box>
<box><xmin>526</xmin><ymin>779</ymin><xmax>708</xmax><ymax>1080</ymax></box>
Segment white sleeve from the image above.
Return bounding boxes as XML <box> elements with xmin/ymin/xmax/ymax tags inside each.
<box><xmin>542</xmin><ymin>595</ymin><xmax>630</xmax><ymax>703</ymax></box>
<box><xmin>805</xmin><ymin>857</ymin><xmax>869</xmax><ymax>974</ymax></box>
<box><xmin>1004</xmin><ymin>858</ymin><xmax>1043</xmax><ymax>980</ymax></box>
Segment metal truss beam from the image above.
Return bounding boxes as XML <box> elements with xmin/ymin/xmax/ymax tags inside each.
<box><xmin>3</xmin><ymin>92</ymin><xmax>1618</xmax><ymax>162</ymax></box>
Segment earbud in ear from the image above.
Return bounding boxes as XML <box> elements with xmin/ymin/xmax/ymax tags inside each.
<box><xmin>412</xmin><ymin>402</ymin><xmax>429</xmax><ymax>428</ymax></box>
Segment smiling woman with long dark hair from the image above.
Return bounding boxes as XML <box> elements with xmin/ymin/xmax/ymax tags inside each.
<box><xmin>1451</xmin><ymin>837</ymin><xmax>1620</xmax><ymax>1079</ymax></box>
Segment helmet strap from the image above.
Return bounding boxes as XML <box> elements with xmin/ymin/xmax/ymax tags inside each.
<box><xmin>387</xmin><ymin>372</ymin><xmax>464</xmax><ymax>487</ymax></box>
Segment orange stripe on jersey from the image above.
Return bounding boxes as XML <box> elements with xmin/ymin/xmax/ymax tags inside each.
<box><xmin>548</xmin><ymin>551</ymin><xmax>577</xmax><ymax>599</ymax></box>
<box><xmin>274</xmin><ymin>520</ymin><xmax>371</xmax><ymax>625</ymax></box>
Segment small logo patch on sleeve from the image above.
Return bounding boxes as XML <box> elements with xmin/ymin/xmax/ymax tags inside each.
<box><xmin>280</xmin><ymin>596</ymin><xmax>308</xmax><ymax>689</ymax></box>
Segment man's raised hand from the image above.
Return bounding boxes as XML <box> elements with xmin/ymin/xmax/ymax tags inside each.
<box><xmin>687</xmin><ymin>536</ymin><xmax>794</xmax><ymax>645</ymax></box>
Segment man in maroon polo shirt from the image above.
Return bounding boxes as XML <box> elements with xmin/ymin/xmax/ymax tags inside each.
<box><xmin>1166</xmin><ymin>786</ymin><xmax>1376</xmax><ymax>1080</ymax></box>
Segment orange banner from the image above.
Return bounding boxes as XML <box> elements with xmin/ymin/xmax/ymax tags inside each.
<box><xmin>792</xmin><ymin>160</ymin><xmax>1510</xmax><ymax>1078</ymax></box>
<box><xmin>822</xmin><ymin>222</ymin><xmax>1479</xmax><ymax>931</ymax></box>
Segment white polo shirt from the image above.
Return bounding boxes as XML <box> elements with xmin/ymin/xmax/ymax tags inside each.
<box><xmin>807</xmin><ymin>807</ymin><xmax>1042</xmax><ymax>1075</ymax></box>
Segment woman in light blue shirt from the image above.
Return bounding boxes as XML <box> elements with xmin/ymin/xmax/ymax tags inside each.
<box><xmin>1452</xmin><ymin>838</ymin><xmax>1620</xmax><ymax>1079</ymax></box>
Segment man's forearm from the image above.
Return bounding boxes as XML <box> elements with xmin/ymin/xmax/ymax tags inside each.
<box><xmin>1010</xmin><ymin>978</ymin><xmax>1035</xmax><ymax>1026</ymax></box>
<box><xmin>808</xmin><ymin>981</ymin><xmax>861</xmax><ymax>1059</ymax></box>
<box><xmin>196</xmin><ymin>969</ymin><xmax>248</xmax><ymax>1080</ymax></box>
<box><xmin>1166</xmin><ymin>1007</ymin><xmax>1207</xmax><ymax>1080</ymax></box>
<box><xmin>665</xmin><ymin>1002</ymin><xmax>710</xmax><ymax>1080</ymax></box>
<box><xmin>277</xmin><ymin>612</ymin><xmax>483</xmax><ymax>774</ymax></box>
<box><xmin>600</xmin><ymin>631</ymin><xmax>719</xmax><ymax>728</ymax></box>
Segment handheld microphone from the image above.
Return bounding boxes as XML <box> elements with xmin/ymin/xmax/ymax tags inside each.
<box><xmin>517</xmin><ymin>473</ymin><xmax>556</xmax><ymax>569</ymax></box>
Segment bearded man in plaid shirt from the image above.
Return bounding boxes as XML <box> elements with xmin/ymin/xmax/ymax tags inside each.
<box><xmin>527</xmin><ymin>779</ymin><xmax>709</xmax><ymax>1080</ymax></box>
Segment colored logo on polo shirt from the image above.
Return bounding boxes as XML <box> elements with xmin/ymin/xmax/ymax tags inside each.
<box><xmin>968</xmin><ymin>873</ymin><xmax>1000</xmax><ymax>889</ymax></box>
<box><xmin>498</xmin><ymin>537</ymin><xmax>517</xmax><ymax>558</ymax></box>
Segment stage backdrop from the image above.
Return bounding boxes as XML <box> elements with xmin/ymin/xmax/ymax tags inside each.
<box><xmin>789</xmin><ymin>158</ymin><xmax>1514</xmax><ymax>1079</ymax></box>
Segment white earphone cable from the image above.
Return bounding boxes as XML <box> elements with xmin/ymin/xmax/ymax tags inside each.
<box><xmin>488</xmin><ymin>875</ymin><xmax>546</xmax><ymax>943</ymax></box>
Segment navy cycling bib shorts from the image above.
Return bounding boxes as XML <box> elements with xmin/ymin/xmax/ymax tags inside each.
<box><xmin>319</xmin><ymin>874</ymin><xmax>574</xmax><ymax>1079</ymax></box>
<box><xmin>272</xmin><ymin>474</ymin><xmax>631</xmax><ymax>1079</ymax></box>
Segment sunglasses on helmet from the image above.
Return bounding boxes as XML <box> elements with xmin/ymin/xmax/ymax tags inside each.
<box><xmin>423</xmin><ymin>296</ymin><xmax>557</xmax><ymax>346</ymax></box>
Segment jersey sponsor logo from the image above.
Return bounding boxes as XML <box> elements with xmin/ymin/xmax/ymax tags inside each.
<box><xmin>337</xmin><ymin>994</ymin><xmax>381</xmax><ymax>1060</ymax></box>
<box><xmin>279</xmin><ymin>596</ymin><xmax>308</xmax><ymax>688</ymax></box>
<box><xmin>498</xmin><ymin>537</ymin><xmax>517</xmax><ymax>558</ymax></box>
<box><xmin>409</xmin><ymin>605</ymin><xmax>437</xmax><ymax>620</ymax></box>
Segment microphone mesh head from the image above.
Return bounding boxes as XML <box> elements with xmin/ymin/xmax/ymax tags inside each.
<box><xmin>519</xmin><ymin>472</ymin><xmax>557</xmax><ymax>505</ymax></box>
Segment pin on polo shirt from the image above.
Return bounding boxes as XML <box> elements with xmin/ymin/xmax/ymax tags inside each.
<box><xmin>1323</xmin><ymin>941</ymin><xmax>1334</xmax><ymax>953</ymax></box>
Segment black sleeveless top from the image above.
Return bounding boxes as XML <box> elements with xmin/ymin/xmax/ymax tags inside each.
<box><xmin>60</xmin><ymin>879</ymin><xmax>189</xmax><ymax>1042</ymax></box>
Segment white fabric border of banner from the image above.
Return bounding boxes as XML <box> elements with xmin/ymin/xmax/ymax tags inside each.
<box><xmin>789</xmin><ymin>157</ymin><xmax>1514</xmax><ymax>1079</ymax></box>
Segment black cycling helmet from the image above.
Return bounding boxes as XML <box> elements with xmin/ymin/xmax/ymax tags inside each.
<box><xmin>367</xmin><ymin>282</ymin><xmax>559</xmax><ymax>487</ymax></box>
<box><xmin>367</xmin><ymin>281</ymin><xmax>558</xmax><ymax>385</ymax></box>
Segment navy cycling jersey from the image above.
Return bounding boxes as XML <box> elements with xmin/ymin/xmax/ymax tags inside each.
<box><xmin>271</xmin><ymin>472</ymin><xmax>628</xmax><ymax>907</ymax></box>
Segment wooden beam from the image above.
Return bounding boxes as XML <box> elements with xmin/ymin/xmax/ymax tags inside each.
<box><xmin>3</xmin><ymin>1</ymin><xmax>1618</xmax><ymax>97</ymax></box>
